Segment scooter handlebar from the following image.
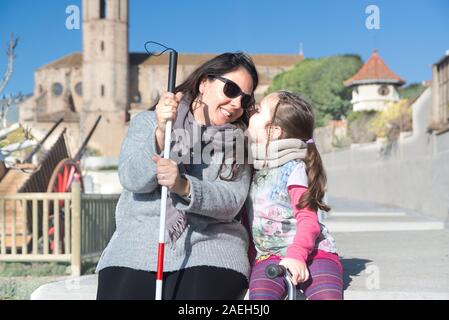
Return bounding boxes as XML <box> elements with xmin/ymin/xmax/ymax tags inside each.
<box><xmin>265</xmin><ymin>264</ymin><xmax>298</xmax><ymax>300</ymax></box>
<box><xmin>265</xmin><ymin>264</ymin><xmax>287</xmax><ymax>279</ymax></box>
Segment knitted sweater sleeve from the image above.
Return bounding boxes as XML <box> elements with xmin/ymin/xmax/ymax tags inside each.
<box><xmin>117</xmin><ymin>111</ymin><xmax>162</xmax><ymax>194</ymax></box>
<box><xmin>170</xmin><ymin>165</ymin><xmax>252</xmax><ymax>221</ymax></box>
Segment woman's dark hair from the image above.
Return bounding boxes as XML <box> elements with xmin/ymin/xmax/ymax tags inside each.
<box><xmin>176</xmin><ymin>52</ymin><xmax>258</xmax><ymax>126</ymax></box>
<box><xmin>175</xmin><ymin>52</ymin><xmax>259</xmax><ymax>181</ymax></box>
<box><xmin>267</xmin><ymin>91</ymin><xmax>331</xmax><ymax>212</ymax></box>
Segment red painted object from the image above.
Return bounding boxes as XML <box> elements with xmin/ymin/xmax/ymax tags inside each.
<box><xmin>156</xmin><ymin>243</ymin><xmax>165</xmax><ymax>280</ymax></box>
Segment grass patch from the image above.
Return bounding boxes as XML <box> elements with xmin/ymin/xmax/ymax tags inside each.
<box><xmin>0</xmin><ymin>276</ymin><xmax>65</xmax><ymax>300</ymax></box>
<box><xmin>81</xmin><ymin>259</ymin><xmax>98</xmax><ymax>275</ymax></box>
<box><xmin>0</xmin><ymin>262</ymin><xmax>69</xmax><ymax>277</ymax></box>
<box><xmin>0</xmin><ymin>126</ymin><xmax>28</xmax><ymax>147</ymax></box>
<box><xmin>0</xmin><ymin>259</ymin><xmax>99</xmax><ymax>299</ymax></box>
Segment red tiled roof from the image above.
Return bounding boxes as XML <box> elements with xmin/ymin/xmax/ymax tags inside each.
<box><xmin>344</xmin><ymin>50</ymin><xmax>405</xmax><ymax>86</ymax></box>
<box><xmin>140</xmin><ymin>53</ymin><xmax>304</xmax><ymax>67</ymax></box>
<box><xmin>329</xmin><ymin>120</ymin><xmax>347</xmax><ymax>128</ymax></box>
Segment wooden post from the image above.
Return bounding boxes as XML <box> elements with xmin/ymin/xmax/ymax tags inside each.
<box><xmin>11</xmin><ymin>200</ymin><xmax>17</xmax><ymax>254</ymax></box>
<box><xmin>64</xmin><ymin>199</ymin><xmax>70</xmax><ymax>254</ymax></box>
<box><xmin>71</xmin><ymin>182</ymin><xmax>81</xmax><ymax>276</ymax></box>
<box><xmin>43</xmin><ymin>199</ymin><xmax>49</xmax><ymax>255</ymax></box>
<box><xmin>32</xmin><ymin>200</ymin><xmax>38</xmax><ymax>255</ymax></box>
<box><xmin>22</xmin><ymin>199</ymin><xmax>27</xmax><ymax>254</ymax></box>
<box><xmin>0</xmin><ymin>199</ymin><xmax>5</xmax><ymax>255</ymax></box>
<box><xmin>54</xmin><ymin>199</ymin><xmax>60</xmax><ymax>255</ymax></box>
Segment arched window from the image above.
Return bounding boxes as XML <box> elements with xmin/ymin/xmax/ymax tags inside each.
<box><xmin>101</xmin><ymin>85</ymin><xmax>105</xmax><ymax>97</ymax></box>
<box><xmin>100</xmin><ymin>0</ymin><xmax>107</xmax><ymax>19</ymax></box>
<box><xmin>67</xmin><ymin>93</ymin><xmax>76</xmax><ymax>113</ymax></box>
<box><xmin>52</xmin><ymin>83</ymin><xmax>63</xmax><ymax>97</ymax></box>
<box><xmin>75</xmin><ymin>82</ymin><xmax>82</xmax><ymax>96</ymax></box>
<box><xmin>378</xmin><ymin>85</ymin><xmax>390</xmax><ymax>96</ymax></box>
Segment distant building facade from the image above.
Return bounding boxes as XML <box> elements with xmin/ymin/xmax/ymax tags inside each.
<box><xmin>19</xmin><ymin>0</ymin><xmax>303</xmax><ymax>157</ymax></box>
<box><xmin>431</xmin><ymin>51</ymin><xmax>449</xmax><ymax>128</ymax></box>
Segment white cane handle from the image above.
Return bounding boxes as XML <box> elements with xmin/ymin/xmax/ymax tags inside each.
<box><xmin>158</xmin><ymin>119</ymin><xmax>172</xmax><ymax>243</ymax></box>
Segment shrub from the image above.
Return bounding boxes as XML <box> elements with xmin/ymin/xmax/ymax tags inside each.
<box><xmin>347</xmin><ymin>110</ymin><xmax>378</xmax><ymax>143</ymax></box>
<box><xmin>370</xmin><ymin>100</ymin><xmax>412</xmax><ymax>140</ymax></box>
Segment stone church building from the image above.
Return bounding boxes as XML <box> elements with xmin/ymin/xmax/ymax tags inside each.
<box><xmin>19</xmin><ymin>0</ymin><xmax>303</xmax><ymax>157</ymax></box>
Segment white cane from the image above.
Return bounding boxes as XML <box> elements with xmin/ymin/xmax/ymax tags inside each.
<box><xmin>155</xmin><ymin>49</ymin><xmax>178</xmax><ymax>300</ymax></box>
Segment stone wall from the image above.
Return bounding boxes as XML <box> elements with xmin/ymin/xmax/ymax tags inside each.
<box><xmin>322</xmin><ymin>88</ymin><xmax>449</xmax><ymax>221</ymax></box>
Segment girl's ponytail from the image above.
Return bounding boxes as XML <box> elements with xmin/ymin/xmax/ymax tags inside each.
<box><xmin>298</xmin><ymin>143</ymin><xmax>330</xmax><ymax>212</ymax></box>
<box><xmin>269</xmin><ymin>91</ymin><xmax>331</xmax><ymax>213</ymax></box>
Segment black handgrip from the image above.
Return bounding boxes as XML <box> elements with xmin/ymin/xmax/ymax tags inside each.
<box><xmin>265</xmin><ymin>264</ymin><xmax>287</xmax><ymax>279</ymax></box>
<box><xmin>167</xmin><ymin>50</ymin><xmax>178</xmax><ymax>93</ymax></box>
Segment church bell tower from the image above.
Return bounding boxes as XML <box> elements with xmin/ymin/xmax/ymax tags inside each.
<box><xmin>81</xmin><ymin>0</ymin><xmax>129</xmax><ymax>156</ymax></box>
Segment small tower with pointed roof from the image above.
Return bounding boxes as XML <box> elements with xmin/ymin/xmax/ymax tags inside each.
<box><xmin>344</xmin><ymin>50</ymin><xmax>405</xmax><ymax>112</ymax></box>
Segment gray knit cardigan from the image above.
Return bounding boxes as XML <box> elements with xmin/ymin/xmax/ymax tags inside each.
<box><xmin>95</xmin><ymin>110</ymin><xmax>252</xmax><ymax>279</ymax></box>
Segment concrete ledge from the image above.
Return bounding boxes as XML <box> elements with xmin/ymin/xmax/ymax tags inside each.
<box><xmin>30</xmin><ymin>275</ymin><xmax>97</xmax><ymax>300</ymax></box>
<box><xmin>30</xmin><ymin>274</ymin><xmax>449</xmax><ymax>300</ymax></box>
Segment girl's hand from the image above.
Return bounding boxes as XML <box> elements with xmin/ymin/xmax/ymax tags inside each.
<box><xmin>279</xmin><ymin>258</ymin><xmax>309</xmax><ymax>285</ymax></box>
<box><xmin>151</xmin><ymin>155</ymin><xmax>190</xmax><ymax>196</ymax></box>
<box><xmin>155</xmin><ymin>92</ymin><xmax>184</xmax><ymax>133</ymax></box>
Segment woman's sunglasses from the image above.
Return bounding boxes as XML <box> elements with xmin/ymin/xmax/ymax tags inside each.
<box><xmin>214</xmin><ymin>76</ymin><xmax>254</xmax><ymax>110</ymax></box>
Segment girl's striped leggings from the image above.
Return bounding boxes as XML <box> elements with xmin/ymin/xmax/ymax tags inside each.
<box><xmin>249</xmin><ymin>256</ymin><xmax>344</xmax><ymax>300</ymax></box>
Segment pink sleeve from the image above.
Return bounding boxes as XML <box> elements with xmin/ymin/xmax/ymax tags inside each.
<box><xmin>285</xmin><ymin>185</ymin><xmax>321</xmax><ymax>262</ymax></box>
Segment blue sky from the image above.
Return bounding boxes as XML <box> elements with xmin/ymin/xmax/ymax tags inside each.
<box><xmin>1</xmin><ymin>0</ymin><xmax>449</xmax><ymax>121</ymax></box>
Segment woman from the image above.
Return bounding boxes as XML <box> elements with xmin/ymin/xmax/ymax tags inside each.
<box><xmin>96</xmin><ymin>52</ymin><xmax>258</xmax><ymax>300</ymax></box>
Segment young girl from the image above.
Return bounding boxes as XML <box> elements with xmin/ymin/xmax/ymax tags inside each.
<box><xmin>246</xmin><ymin>91</ymin><xmax>344</xmax><ymax>300</ymax></box>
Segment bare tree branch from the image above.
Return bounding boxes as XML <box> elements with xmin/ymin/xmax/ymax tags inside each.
<box><xmin>0</xmin><ymin>33</ymin><xmax>19</xmax><ymax>95</ymax></box>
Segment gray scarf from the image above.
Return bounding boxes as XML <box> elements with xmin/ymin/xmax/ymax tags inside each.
<box><xmin>165</xmin><ymin>98</ymin><xmax>242</xmax><ymax>247</ymax></box>
<box><xmin>251</xmin><ymin>138</ymin><xmax>308</xmax><ymax>170</ymax></box>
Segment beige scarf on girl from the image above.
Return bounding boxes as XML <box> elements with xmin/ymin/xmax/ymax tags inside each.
<box><xmin>251</xmin><ymin>138</ymin><xmax>308</xmax><ymax>169</ymax></box>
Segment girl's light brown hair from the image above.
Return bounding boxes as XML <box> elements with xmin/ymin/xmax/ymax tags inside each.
<box><xmin>267</xmin><ymin>90</ymin><xmax>330</xmax><ymax>212</ymax></box>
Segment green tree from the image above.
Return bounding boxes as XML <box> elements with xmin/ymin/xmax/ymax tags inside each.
<box><xmin>398</xmin><ymin>83</ymin><xmax>426</xmax><ymax>100</ymax></box>
<box><xmin>267</xmin><ymin>55</ymin><xmax>363</xmax><ymax>127</ymax></box>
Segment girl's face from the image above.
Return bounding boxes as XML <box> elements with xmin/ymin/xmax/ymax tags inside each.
<box><xmin>199</xmin><ymin>68</ymin><xmax>253</xmax><ymax>126</ymax></box>
<box><xmin>247</xmin><ymin>93</ymin><xmax>280</xmax><ymax>144</ymax></box>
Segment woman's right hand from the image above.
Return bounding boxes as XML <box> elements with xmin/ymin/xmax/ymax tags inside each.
<box><xmin>155</xmin><ymin>92</ymin><xmax>184</xmax><ymax>132</ymax></box>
